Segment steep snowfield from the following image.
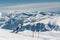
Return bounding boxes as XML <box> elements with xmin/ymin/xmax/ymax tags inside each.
<box><xmin>0</xmin><ymin>29</ymin><xmax>60</xmax><ymax>40</ymax></box>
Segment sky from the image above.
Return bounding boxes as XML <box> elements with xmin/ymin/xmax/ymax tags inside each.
<box><xmin>0</xmin><ymin>0</ymin><xmax>60</xmax><ymax>12</ymax></box>
<box><xmin>0</xmin><ymin>0</ymin><xmax>60</xmax><ymax>6</ymax></box>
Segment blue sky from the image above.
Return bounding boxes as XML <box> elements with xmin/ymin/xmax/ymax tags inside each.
<box><xmin>0</xmin><ymin>0</ymin><xmax>60</xmax><ymax>6</ymax></box>
<box><xmin>0</xmin><ymin>0</ymin><xmax>60</xmax><ymax>12</ymax></box>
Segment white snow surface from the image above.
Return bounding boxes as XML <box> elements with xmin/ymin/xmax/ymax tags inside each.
<box><xmin>0</xmin><ymin>29</ymin><xmax>60</xmax><ymax>40</ymax></box>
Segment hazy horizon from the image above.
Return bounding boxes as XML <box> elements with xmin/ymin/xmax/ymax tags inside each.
<box><xmin>0</xmin><ymin>0</ymin><xmax>60</xmax><ymax>12</ymax></box>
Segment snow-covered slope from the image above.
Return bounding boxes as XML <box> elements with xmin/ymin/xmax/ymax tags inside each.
<box><xmin>0</xmin><ymin>29</ymin><xmax>60</xmax><ymax>40</ymax></box>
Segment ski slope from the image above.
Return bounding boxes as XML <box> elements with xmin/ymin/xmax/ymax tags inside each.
<box><xmin>0</xmin><ymin>29</ymin><xmax>60</xmax><ymax>40</ymax></box>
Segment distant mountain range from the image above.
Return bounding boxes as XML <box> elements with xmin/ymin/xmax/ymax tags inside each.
<box><xmin>0</xmin><ymin>10</ymin><xmax>60</xmax><ymax>32</ymax></box>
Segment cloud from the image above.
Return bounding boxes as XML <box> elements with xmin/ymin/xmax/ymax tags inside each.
<box><xmin>0</xmin><ymin>2</ymin><xmax>60</xmax><ymax>12</ymax></box>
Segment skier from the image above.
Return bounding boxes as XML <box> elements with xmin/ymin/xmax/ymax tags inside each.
<box><xmin>11</xmin><ymin>17</ymin><xmax>24</xmax><ymax>33</ymax></box>
<box><xmin>31</xmin><ymin>22</ymin><xmax>35</xmax><ymax>37</ymax></box>
<box><xmin>12</xmin><ymin>24</ymin><xmax>22</xmax><ymax>33</ymax></box>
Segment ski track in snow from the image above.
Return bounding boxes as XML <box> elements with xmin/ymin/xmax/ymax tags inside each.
<box><xmin>0</xmin><ymin>29</ymin><xmax>60</xmax><ymax>40</ymax></box>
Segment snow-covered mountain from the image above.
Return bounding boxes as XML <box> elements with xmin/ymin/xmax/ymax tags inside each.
<box><xmin>0</xmin><ymin>10</ymin><xmax>60</xmax><ymax>32</ymax></box>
